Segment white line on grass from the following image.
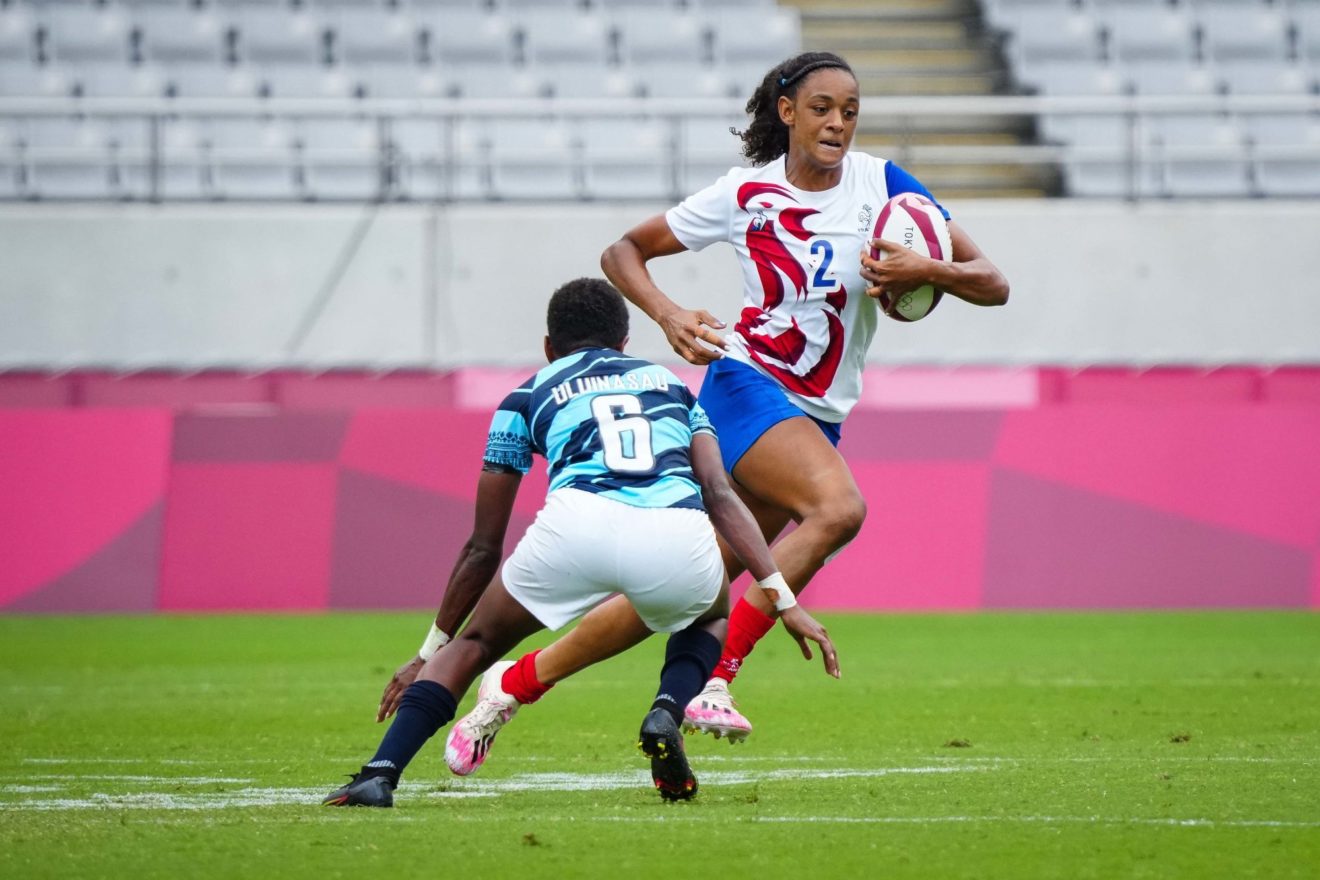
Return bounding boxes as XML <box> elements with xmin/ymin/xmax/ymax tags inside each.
<box><xmin>0</xmin><ymin>766</ymin><xmax>977</xmax><ymax>811</ymax></box>
<box><xmin>27</xmin><ymin>774</ymin><xmax>253</xmax><ymax>784</ymax></box>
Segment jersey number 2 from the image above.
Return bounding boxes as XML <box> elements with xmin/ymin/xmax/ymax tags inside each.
<box><xmin>591</xmin><ymin>394</ymin><xmax>656</xmax><ymax>473</ymax></box>
<box><xmin>811</xmin><ymin>240</ymin><xmax>837</xmax><ymax>290</ymax></box>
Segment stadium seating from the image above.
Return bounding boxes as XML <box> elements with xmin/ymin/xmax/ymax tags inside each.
<box><xmin>994</xmin><ymin>0</ymin><xmax>1320</xmax><ymax>198</ymax></box>
<box><xmin>0</xmin><ymin>0</ymin><xmax>1312</xmax><ymax>201</ymax></box>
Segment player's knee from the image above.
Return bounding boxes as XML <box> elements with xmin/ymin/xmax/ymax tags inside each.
<box><xmin>815</xmin><ymin>494</ymin><xmax>866</xmax><ymax>551</ymax></box>
<box><xmin>451</xmin><ymin>630</ymin><xmax>499</xmax><ymax>670</ymax></box>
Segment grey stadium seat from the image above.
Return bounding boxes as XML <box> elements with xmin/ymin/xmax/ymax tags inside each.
<box><xmin>232</xmin><ymin>6</ymin><xmax>325</xmax><ymax>65</ymax></box>
<box><xmin>0</xmin><ymin>62</ymin><xmax>73</xmax><ymax>97</ymax></box>
<box><xmin>519</xmin><ymin>10</ymin><xmax>612</xmax><ymax>67</ymax></box>
<box><xmin>427</xmin><ymin>9</ymin><xmax>515</xmax><ymax>66</ymax></box>
<box><xmin>1123</xmin><ymin>59</ymin><xmax>1218</xmax><ymax>96</ymax></box>
<box><xmin>42</xmin><ymin>5</ymin><xmax>133</xmax><ymax>65</ymax></box>
<box><xmin>329</xmin><ymin>7</ymin><xmax>419</xmax><ymax>66</ymax></box>
<box><xmin>487</xmin><ymin>117</ymin><xmax>580</xmax><ymax>200</ymax></box>
<box><xmin>1015</xmin><ymin>59</ymin><xmax>1125</xmax><ymax>96</ymax></box>
<box><xmin>72</xmin><ymin>63</ymin><xmax>168</xmax><ymax>98</ymax></box>
<box><xmin>448</xmin><ymin>61</ymin><xmax>544</xmax><ymax>99</ymax></box>
<box><xmin>1063</xmin><ymin>157</ymin><xmax>1161</xmax><ymax>198</ymax></box>
<box><xmin>1103</xmin><ymin>7</ymin><xmax>1197</xmax><ymax>63</ymax></box>
<box><xmin>631</xmin><ymin>60</ymin><xmax>733</xmax><ymax>99</ymax></box>
<box><xmin>679</xmin><ymin>114</ymin><xmax>745</xmax><ymax>194</ymax></box>
<box><xmin>166</xmin><ymin>64</ymin><xmax>264</xmax><ymax>99</ymax></box>
<box><xmin>1007</xmin><ymin>9</ymin><xmax>1104</xmax><ymax>68</ymax></box>
<box><xmin>711</xmin><ymin>8</ymin><xmax>799</xmax><ymax>66</ymax></box>
<box><xmin>357</xmin><ymin>63</ymin><xmax>449</xmax><ymax>99</ymax></box>
<box><xmin>1152</xmin><ymin>114</ymin><xmax>1251</xmax><ymax>198</ymax></box>
<box><xmin>1293</xmin><ymin>7</ymin><xmax>1320</xmax><ymax>65</ymax></box>
<box><xmin>138</xmin><ymin>7</ymin><xmax>228</xmax><ymax>65</ymax></box>
<box><xmin>260</xmin><ymin>64</ymin><xmax>356</xmax><ymax>99</ymax></box>
<box><xmin>1218</xmin><ymin>59</ymin><xmax>1314</xmax><ymax>96</ymax></box>
<box><xmin>581</xmin><ymin>116</ymin><xmax>673</xmax><ymax>200</ymax></box>
<box><xmin>300</xmin><ymin>117</ymin><xmax>384</xmax><ymax>201</ymax></box>
<box><xmin>542</xmin><ymin>63</ymin><xmax>639</xmax><ymax>99</ymax></box>
<box><xmin>1199</xmin><ymin>6</ymin><xmax>1290</xmax><ymax>63</ymax></box>
<box><xmin>615</xmin><ymin>8</ymin><xmax>708</xmax><ymax>65</ymax></box>
<box><xmin>0</xmin><ymin>5</ymin><xmax>38</xmax><ymax>63</ymax></box>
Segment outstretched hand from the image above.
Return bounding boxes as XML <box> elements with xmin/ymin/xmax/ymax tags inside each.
<box><xmin>778</xmin><ymin>605</ymin><xmax>840</xmax><ymax>678</ymax></box>
<box><xmin>377</xmin><ymin>655</ymin><xmax>424</xmax><ymax>722</ymax></box>
<box><xmin>658</xmin><ymin>306</ymin><xmax>728</xmax><ymax>365</ymax></box>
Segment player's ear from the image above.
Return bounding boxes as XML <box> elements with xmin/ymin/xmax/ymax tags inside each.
<box><xmin>617</xmin><ymin>335</ymin><xmax>629</xmax><ymax>353</ymax></box>
<box><xmin>543</xmin><ymin>335</ymin><xmax>556</xmax><ymax>363</ymax></box>
<box><xmin>778</xmin><ymin>94</ymin><xmax>794</xmax><ymax>127</ymax></box>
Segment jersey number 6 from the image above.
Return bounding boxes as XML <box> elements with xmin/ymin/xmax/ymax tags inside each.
<box><xmin>591</xmin><ymin>394</ymin><xmax>656</xmax><ymax>473</ymax></box>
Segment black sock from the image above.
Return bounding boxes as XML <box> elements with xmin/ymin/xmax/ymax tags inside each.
<box><xmin>652</xmin><ymin>627</ymin><xmax>723</xmax><ymax>726</ymax></box>
<box><xmin>361</xmin><ymin>680</ymin><xmax>457</xmax><ymax>786</ymax></box>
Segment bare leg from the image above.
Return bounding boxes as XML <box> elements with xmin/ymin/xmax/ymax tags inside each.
<box><xmin>419</xmin><ymin>574</ymin><xmax>546</xmax><ymax>699</ymax></box>
<box><xmin>534</xmin><ymin>598</ymin><xmax>653</xmax><ymax>685</ymax></box>
<box><xmin>729</xmin><ymin>416</ymin><xmax>865</xmax><ymax>611</ymax></box>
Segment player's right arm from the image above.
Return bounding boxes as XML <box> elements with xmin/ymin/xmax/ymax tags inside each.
<box><xmin>377</xmin><ymin>465</ymin><xmax>522</xmax><ymax>721</ymax></box>
<box><xmin>600</xmin><ymin>213</ymin><xmax>729</xmax><ymax>365</ymax></box>
<box><xmin>690</xmin><ymin>432</ymin><xmax>840</xmax><ymax>678</ymax></box>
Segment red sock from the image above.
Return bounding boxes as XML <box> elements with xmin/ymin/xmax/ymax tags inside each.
<box><xmin>712</xmin><ymin>598</ymin><xmax>776</xmax><ymax>683</ymax></box>
<box><xmin>500</xmin><ymin>649</ymin><xmax>552</xmax><ymax>705</ymax></box>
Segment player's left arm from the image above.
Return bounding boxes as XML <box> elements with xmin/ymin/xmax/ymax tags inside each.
<box><xmin>861</xmin><ymin>221</ymin><xmax>1010</xmax><ymax>307</ymax></box>
<box><xmin>377</xmin><ymin>466</ymin><xmax>522</xmax><ymax>722</ymax></box>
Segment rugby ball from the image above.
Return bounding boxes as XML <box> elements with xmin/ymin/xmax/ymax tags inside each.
<box><xmin>869</xmin><ymin>192</ymin><xmax>952</xmax><ymax>322</ymax></box>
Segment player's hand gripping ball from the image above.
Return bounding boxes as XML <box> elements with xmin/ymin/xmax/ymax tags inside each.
<box><xmin>870</xmin><ymin>192</ymin><xmax>952</xmax><ymax>322</ymax></box>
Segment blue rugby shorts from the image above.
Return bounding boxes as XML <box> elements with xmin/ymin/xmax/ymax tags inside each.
<box><xmin>696</xmin><ymin>356</ymin><xmax>842</xmax><ymax>474</ymax></box>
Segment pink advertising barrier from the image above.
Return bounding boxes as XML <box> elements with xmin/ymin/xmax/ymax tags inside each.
<box><xmin>2</xmin><ymin>367</ymin><xmax>1318</xmax><ymax>613</ymax></box>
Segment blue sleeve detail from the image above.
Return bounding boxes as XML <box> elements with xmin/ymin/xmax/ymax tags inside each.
<box><xmin>484</xmin><ymin>407</ymin><xmax>533</xmax><ymax>474</ymax></box>
<box><xmin>884</xmin><ymin>162</ymin><xmax>951</xmax><ymax>220</ymax></box>
<box><xmin>689</xmin><ymin>400</ymin><xmax>716</xmax><ymax>438</ymax></box>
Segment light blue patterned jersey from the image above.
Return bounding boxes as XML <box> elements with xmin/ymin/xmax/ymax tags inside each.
<box><xmin>482</xmin><ymin>347</ymin><xmax>716</xmax><ymax>511</ymax></box>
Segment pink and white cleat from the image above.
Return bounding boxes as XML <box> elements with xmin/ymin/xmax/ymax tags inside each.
<box><xmin>444</xmin><ymin>660</ymin><xmax>519</xmax><ymax>776</ymax></box>
<box><xmin>682</xmin><ymin>678</ymin><xmax>752</xmax><ymax>743</ymax></box>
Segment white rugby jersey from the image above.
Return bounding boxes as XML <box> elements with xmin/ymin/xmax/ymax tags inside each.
<box><xmin>665</xmin><ymin>152</ymin><xmax>949</xmax><ymax>423</ymax></box>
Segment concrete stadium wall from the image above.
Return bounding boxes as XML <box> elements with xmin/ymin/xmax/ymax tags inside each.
<box><xmin>2</xmin><ymin>200</ymin><xmax>1320</xmax><ymax>369</ymax></box>
<box><xmin>3</xmin><ymin>367</ymin><xmax>1318</xmax><ymax>614</ymax></box>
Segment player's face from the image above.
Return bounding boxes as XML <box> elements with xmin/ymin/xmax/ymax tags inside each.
<box><xmin>782</xmin><ymin>69</ymin><xmax>860</xmax><ymax>171</ymax></box>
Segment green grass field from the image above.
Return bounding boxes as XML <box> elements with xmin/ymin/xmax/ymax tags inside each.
<box><xmin>2</xmin><ymin>611</ymin><xmax>1318</xmax><ymax>879</ymax></box>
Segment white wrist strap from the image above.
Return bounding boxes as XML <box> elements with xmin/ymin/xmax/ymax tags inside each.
<box><xmin>757</xmin><ymin>572</ymin><xmax>797</xmax><ymax>612</ymax></box>
<box><xmin>418</xmin><ymin>623</ymin><xmax>450</xmax><ymax>660</ymax></box>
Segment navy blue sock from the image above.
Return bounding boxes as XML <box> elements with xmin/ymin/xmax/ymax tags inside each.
<box><xmin>652</xmin><ymin>627</ymin><xmax>723</xmax><ymax>726</ymax></box>
<box><xmin>362</xmin><ymin>680</ymin><xmax>457</xmax><ymax>785</ymax></box>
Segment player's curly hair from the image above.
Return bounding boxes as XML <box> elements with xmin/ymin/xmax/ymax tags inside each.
<box><xmin>738</xmin><ymin>52</ymin><xmax>856</xmax><ymax>166</ymax></box>
<box><xmin>547</xmin><ymin>277</ymin><xmax>630</xmax><ymax>355</ymax></box>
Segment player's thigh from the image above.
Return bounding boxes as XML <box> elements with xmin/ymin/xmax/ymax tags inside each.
<box><xmin>731</xmin><ymin>415</ymin><xmax>862</xmax><ymax>520</ymax></box>
<box><xmin>716</xmin><ymin>481</ymin><xmax>794</xmax><ymax>577</ymax></box>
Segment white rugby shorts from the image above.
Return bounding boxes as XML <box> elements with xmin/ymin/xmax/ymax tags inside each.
<box><xmin>501</xmin><ymin>488</ymin><xmax>724</xmax><ymax>633</ymax></box>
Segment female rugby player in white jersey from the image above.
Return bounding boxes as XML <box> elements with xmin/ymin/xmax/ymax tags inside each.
<box><xmin>600</xmin><ymin>50</ymin><xmax>1010</xmax><ymax>738</ymax></box>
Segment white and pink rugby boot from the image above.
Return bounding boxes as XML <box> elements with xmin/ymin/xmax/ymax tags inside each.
<box><xmin>444</xmin><ymin>660</ymin><xmax>519</xmax><ymax>776</ymax></box>
<box><xmin>682</xmin><ymin>678</ymin><xmax>752</xmax><ymax>743</ymax></box>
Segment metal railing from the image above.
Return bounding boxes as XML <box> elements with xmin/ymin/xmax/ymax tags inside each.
<box><xmin>2</xmin><ymin>93</ymin><xmax>1319</xmax><ymax>202</ymax></box>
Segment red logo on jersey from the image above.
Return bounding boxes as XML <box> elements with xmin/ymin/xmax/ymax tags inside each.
<box><xmin>734</xmin><ymin>183</ymin><xmax>846</xmax><ymax>398</ymax></box>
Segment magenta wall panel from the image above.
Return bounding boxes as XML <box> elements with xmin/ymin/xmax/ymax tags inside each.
<box><xmin>993</xmin><ymin>407</ymin><xmax>1320</xmax><ymax>549</ymax></box>
<box><xmin>809</xmin><ymin>462</ymin><xmax>992</xmax><ymax>611</ymax></box>
<box><xmin>159</xmin><ymin>463</ymin><xmax>339</xmax><ymax>611</ymax></box>
<box><xmin>0</xmin><ymin>409</ymin><xmax>171</xmax><ymax>610</ymax></box>
<box><xmin>2</xmin><ymin>368</ymin><xmax>1318</xmax><ymax>614</ymax></box>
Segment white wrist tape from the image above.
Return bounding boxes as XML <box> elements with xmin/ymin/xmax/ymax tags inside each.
<box><xmin>418</xmin><ymin>623</ymin><xmax>450</xmax><ymax>660</ymax></box>
<box><xmin>757</xmin><ymin>572</ymin><xmax>797</xmax><ymax>612</ymax></box>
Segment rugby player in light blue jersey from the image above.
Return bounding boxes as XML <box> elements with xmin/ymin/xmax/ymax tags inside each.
<box><xmin>324</xmin><ymin>278</ymin><xmax>837</xmax><ymax>808</ymax></box>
